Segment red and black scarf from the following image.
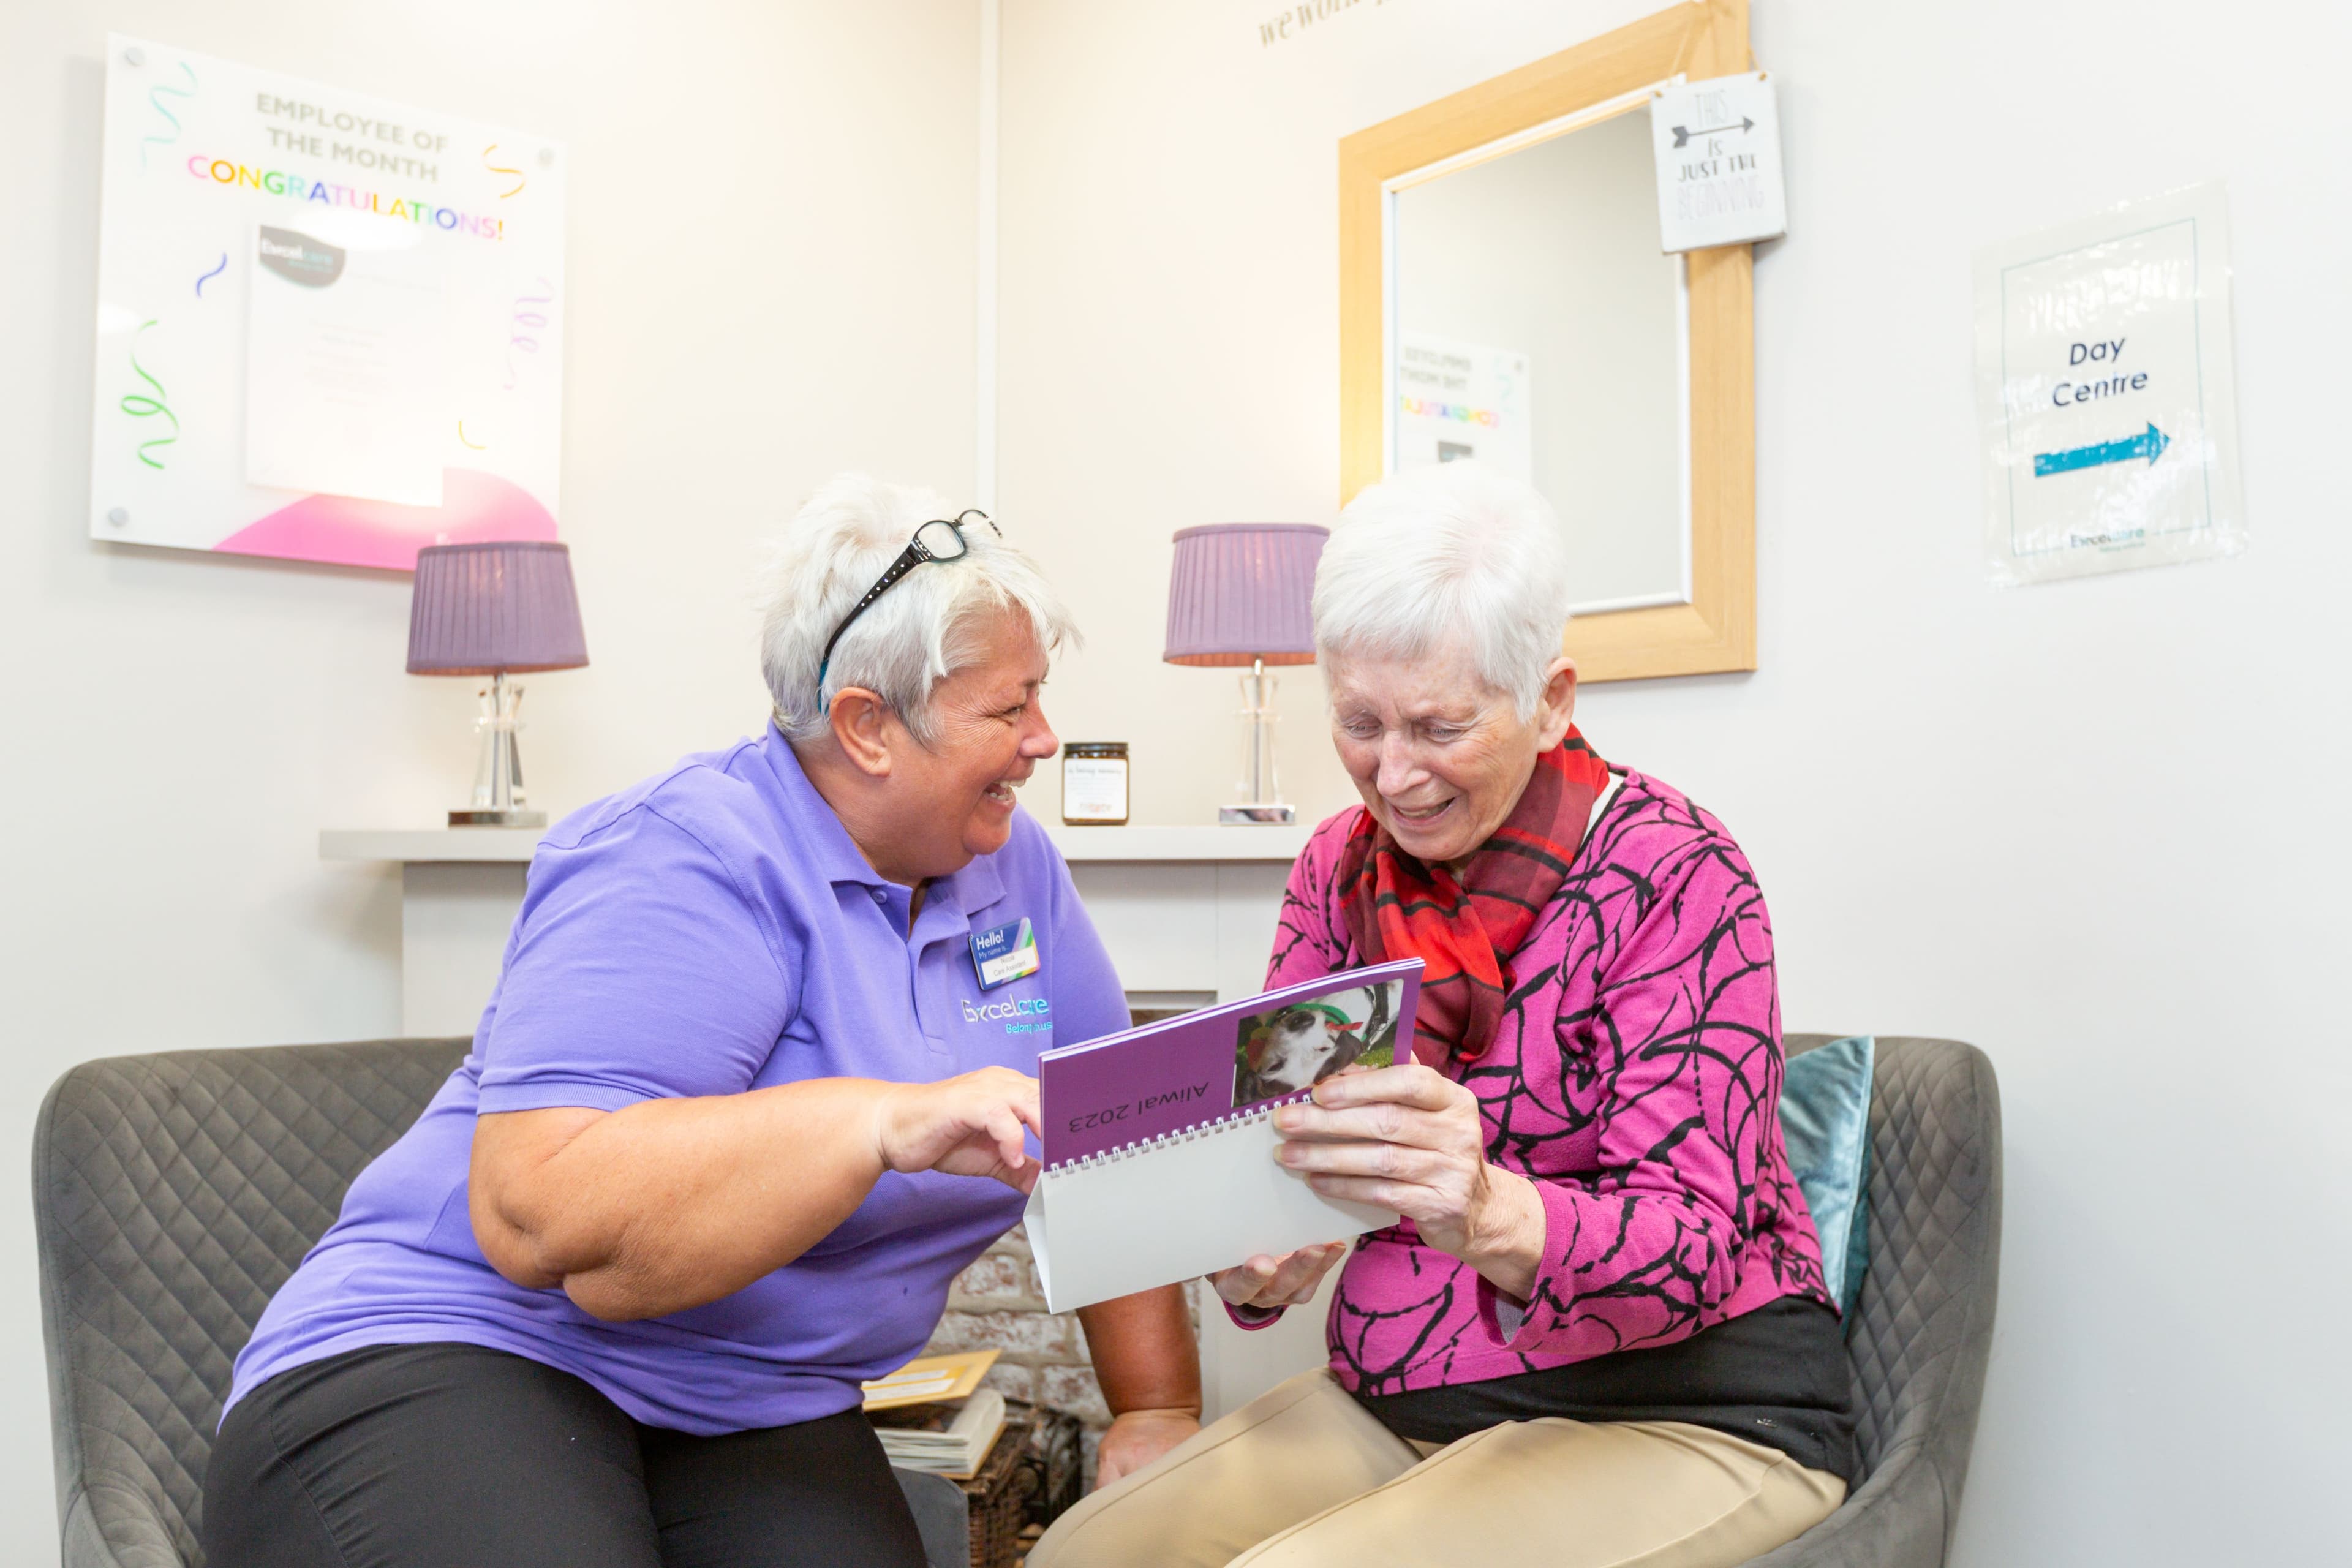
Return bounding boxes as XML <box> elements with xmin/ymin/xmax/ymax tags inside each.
<box><xmin>1335</xmin><ymin>730</ymin><xmax>1610</xmax><ymax>1068</ymax></box>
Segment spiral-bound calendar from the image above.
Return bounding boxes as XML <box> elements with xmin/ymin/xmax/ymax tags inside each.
<box><xmin>1022</xmin><ymin>959</ymin><xmax>1423</xmax><ymax>1313</ymax></box>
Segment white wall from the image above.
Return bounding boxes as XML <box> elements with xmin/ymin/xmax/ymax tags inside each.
<box><xmin>998</xmin><ymin>0</ymin><xmax>2352</xmax><ymax>1562</ymax></box>
<box><xmin>0</xmin><ymin>0</ymin><xmax>978</xmax><ymax>1557</ymax></box>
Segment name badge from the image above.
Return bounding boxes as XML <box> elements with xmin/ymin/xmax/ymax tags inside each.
<box><xmin>970</xmin><ymin>918</ymin><xmax>1040</xmax><ymax>991</ymax></box>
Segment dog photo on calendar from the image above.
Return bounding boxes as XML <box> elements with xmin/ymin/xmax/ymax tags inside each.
<box><xmin>1230</xmin><ymin>979</ymin><xmax>1401</xmax><ymax>1109</ymax></box>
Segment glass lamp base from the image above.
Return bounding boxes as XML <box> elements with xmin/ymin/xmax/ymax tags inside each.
<box><xmin>449</xmin><ymin>672</ymin><xmax>543</xmax><ymax>829</ymax></box>
<box><xmin>1221</xmin><ymin>661</ymin><xmax>1294</xmax><ymax>825</ymax></box>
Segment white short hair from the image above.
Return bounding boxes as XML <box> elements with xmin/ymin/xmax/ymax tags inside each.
<box><xmin>1311</xmin><ymin>462</ymin><xmax>1572</xmax><ymax>719</ymax></box>
<box><xmin>759</xmin><ymin>474</ymin><xmax>1078</xmax><ymax>745</ymax></box>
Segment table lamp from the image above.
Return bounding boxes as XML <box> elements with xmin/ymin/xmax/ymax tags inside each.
<box><xmin>1163</xmin><ymin>522</ymin><xmax>1328</xmax><ymax>824</ymax></box>
<box><xmin>407</xmin><ymin>541</ymin><xmax>589</xmax><ymax>827</ymax></box>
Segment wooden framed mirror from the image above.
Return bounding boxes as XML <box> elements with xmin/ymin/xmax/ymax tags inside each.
<box><xmin>1339</xmin><ymin>0</ymin><xmax>1754</xmax><ymax>682</ymax></box>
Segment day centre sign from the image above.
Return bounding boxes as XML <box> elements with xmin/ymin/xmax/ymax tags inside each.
<box><xmin>1972</xmin><ymin>183</ymin><xmax>2244</xmax><ymax>585</ymax></box>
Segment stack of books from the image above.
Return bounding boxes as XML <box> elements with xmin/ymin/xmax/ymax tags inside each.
<box><xmin>862</xmin><ymin>1349</ymin><xmax>1008</xmax><ymax>1479</ymax></box>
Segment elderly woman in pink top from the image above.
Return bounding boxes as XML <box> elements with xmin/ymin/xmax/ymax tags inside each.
<box><xmin>1031</xmin><ymin>464</ymin><xmax>1853</xmax><ymax>1568</ymax></box>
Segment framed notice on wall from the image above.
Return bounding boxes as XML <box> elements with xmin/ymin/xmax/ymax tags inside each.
<box><xmin>89</xmin><ymin>34</ymin><xmax>567</xmax><ymax>571</ymax></box>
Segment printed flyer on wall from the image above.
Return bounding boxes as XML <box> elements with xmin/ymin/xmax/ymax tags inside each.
<box><xmin>1393</xmin><ymin>331</ymin><xmax>1532</xmax><ymax>483</ymax></box>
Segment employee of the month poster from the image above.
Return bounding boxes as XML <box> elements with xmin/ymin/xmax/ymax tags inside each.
<box><xmin>91</xmin><ymin>35</ymin><xmax>567</xmax><ymax>571</ymax></box>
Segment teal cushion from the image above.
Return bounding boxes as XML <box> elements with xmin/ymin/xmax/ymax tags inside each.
<box><xmin>1780</xmin><ymin>1035</ymin><xmax>1874</xmax><ymax>1321</ymax></box>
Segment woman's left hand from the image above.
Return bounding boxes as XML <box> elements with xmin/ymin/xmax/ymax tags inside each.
<box><xmin>1272</xmin><ymin>1063</ymin><xmax>1545</xmax><ymax>1302</ymax></box>
<box><xmin>1091</xmin><ymin>1407</ymin><xmax>1202</xmax><ymax>1490</ymax></box>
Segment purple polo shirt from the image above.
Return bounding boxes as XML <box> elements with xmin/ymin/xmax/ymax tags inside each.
<box><xmin>225</xmin><ymin>726</ymin><xmax>1128</xmax><ymax>1434</ymax></box>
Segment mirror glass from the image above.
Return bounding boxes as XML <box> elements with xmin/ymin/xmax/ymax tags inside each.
<box><xmin>1390</xmin><ymin>106</ymin><xmax>1687</xmax><ymax>614</ymax></box>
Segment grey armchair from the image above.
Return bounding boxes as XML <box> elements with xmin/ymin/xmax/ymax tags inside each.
<box><xmin>1754</xmin><ymin>1033</ymin><xmax>2004</xmax><ymax>1568</ymax></box>
<box><xmin>34</xmin><ymin>1033</ymin><xmax>1998</xmax><ymax>1568</ymax></box>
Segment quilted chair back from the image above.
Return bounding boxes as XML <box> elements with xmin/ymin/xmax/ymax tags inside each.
<box><xmin>1749</xmin><ymin>1035</ymin><xmax>2003</xmax><ymax>1568</ymax></box>
<box><xmin>34</xmin><ymin>1039</ymin><xmax>469</xmax><ymax>1568</ymax></box>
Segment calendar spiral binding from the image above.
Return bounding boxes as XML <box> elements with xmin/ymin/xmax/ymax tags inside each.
<box><xmin>1042</xmin><ymin>1090</ymin><xmax>1313</xmax><ymax>1175</ymax></box>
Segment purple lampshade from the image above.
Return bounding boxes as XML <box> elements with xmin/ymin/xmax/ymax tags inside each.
<box><xmin>406</xmin><ymin>541</ymin><xmax>589</xmax><ymax>676</ymax></box>
<box><xmin>1163</xmin><ymin>524</ymin><xmax>1329</xmax><ymax>668</ymax></box>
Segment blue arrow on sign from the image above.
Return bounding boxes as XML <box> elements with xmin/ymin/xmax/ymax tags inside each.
<box><xmin>2033</xmin><ymin>422</ymin><xmax>2171</xmax><ymax>478</ymax></box>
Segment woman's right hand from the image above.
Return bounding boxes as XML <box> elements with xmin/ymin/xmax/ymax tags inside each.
<box><xmin>872</xmin><ymin>1068</ymin><xmax>1043</xmax><ymax>1193</ymax></box>
<box><xmin>1208</xmin><ymin>1241</ymin><xmax>1349</xmax><ymax>1311</ymax></box>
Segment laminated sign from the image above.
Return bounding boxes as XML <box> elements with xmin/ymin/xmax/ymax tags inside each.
<box><xmin>1972</xmin><ymin>184</ymin><xmax>2244</xmax><ymax>585</ymax></box>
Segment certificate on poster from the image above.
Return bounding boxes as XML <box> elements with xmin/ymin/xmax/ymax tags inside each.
<box><xmin>1393</xmin><ymin>331</ymin><xmax>1532</xmax><ymax>483</ymax></box>
<box><xmin>244</xmin><ymin>225</ymin><xmax>448</xmax><ymax>506</ymax></box>
<box><xmin>90</xmin><ymin>35</ymin><xmax>565</xmax><ymax>571</ymax></box>
<box><xmin>1972</xmin><ymin>183</ymin><xmax>2244</xmax><ymax>586</ymax></box>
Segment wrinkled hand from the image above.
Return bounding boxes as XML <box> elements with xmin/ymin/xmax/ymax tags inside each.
<box><xmin>1207</xmin><ymin>1240</ymin><xmax>1349</xmax><ymax>1311</ymax></box>
<box><xmin>872</xmin><ymin>1068</ymin><xmax>1041</xmax><ymax>1193</ymax></box>
<box><xmin>1091</xmin><ymin>1408</ymin><xmax>1201</xmax><ymax>1490</ymax></box>
<box><xmin>1272</xmin><ymin>1063</ymin><xmax>1543</xmax><ymax>1298</ymax></box>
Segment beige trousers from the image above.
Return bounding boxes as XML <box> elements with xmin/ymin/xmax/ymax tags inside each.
<box><xmin>1027</xmin><ymin>1370</ymin><xmax>1844</xmax><ymax>1568</ymax></box>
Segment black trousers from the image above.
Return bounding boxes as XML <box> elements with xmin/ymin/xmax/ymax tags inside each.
<box><xmin>203</xmin><ymin>1342</ymin><xmax>927</xmax><ymax>1568</ymax></box>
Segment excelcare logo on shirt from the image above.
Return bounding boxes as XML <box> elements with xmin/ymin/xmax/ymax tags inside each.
<box><xmin>963</xmin><ymin>996</ymin><xmax>1050</xmax><ymax>1035</ymax></box>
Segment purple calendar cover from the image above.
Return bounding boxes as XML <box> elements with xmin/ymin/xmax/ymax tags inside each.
<box><xmin>1038</xmin><ymin>959</ymin><xmax>1423</xmax><ymax>1164</ymax></box>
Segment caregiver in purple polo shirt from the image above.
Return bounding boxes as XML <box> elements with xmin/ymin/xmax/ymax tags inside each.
<box><xmin>203</xmin><ymin>476</ymin><xmax>1203</xmax><ymax>1568</ymax></box>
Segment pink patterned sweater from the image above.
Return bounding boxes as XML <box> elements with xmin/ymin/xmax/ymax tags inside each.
<box><xmin>1259</xmin><ymin>768</ymin><xmax>1835</xmax><ymax>1395</ymax></box>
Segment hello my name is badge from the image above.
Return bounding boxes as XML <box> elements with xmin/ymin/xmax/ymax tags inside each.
<box><xmin>970</xmin><ymin>917</ymin><xmax>1040</xmax><ymax>990</ymax></box>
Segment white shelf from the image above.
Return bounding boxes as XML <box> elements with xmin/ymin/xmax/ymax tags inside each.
<box><xmin>323</xmin><ymin>821</ymin><xmax>1313</xmax><ymax>865</ymax></box>
<box><xmin>1042</xmin><ymin>824</ymin><xmax>1309</xmax><ymax>862</ymax></box>
<box><xmin>321</xmin><ymin>827</ymin><xmax>544</xmax><ymax>863</ymax></box>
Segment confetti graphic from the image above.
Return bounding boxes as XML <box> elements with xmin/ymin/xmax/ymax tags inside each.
<box><xmin>481</xmin><ymin>143</ymin><xmax>526</xmax><ymax>199</ymax></box>
<box><xmin>458</xmin><ymin>421</ymin><xmax>486</xmax><ymax>450</ymax></box>
<box><xmin>194</xmin><ymin>252</ymin><xmax>227</xmax><ymax>298</ymax></box>
<box><xmin>121</xmin><ymin>321</ymin><xmax>180</xmax><ymax>469</ymax></box>
<box><xmin>139</xmin><ymin>62</ymin><xmax>198</xmax><ymax>172</ymax></box>
<box><xmin>503</xmin><ymin>277</ymin><xmax>554</xmax><ymax>390</ymax></box>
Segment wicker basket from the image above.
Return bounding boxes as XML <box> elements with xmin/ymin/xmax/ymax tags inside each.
<box><xmin>954</xmin><ymin>1402</ymin><xmax>1085</xmax><ymax>1568</ymax></box>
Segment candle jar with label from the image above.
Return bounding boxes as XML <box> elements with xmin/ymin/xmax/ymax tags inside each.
<box><xmin>1060</xmin><ymin>742</ymin><xmax>1130</xmax><ymax>826</ymax></box>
